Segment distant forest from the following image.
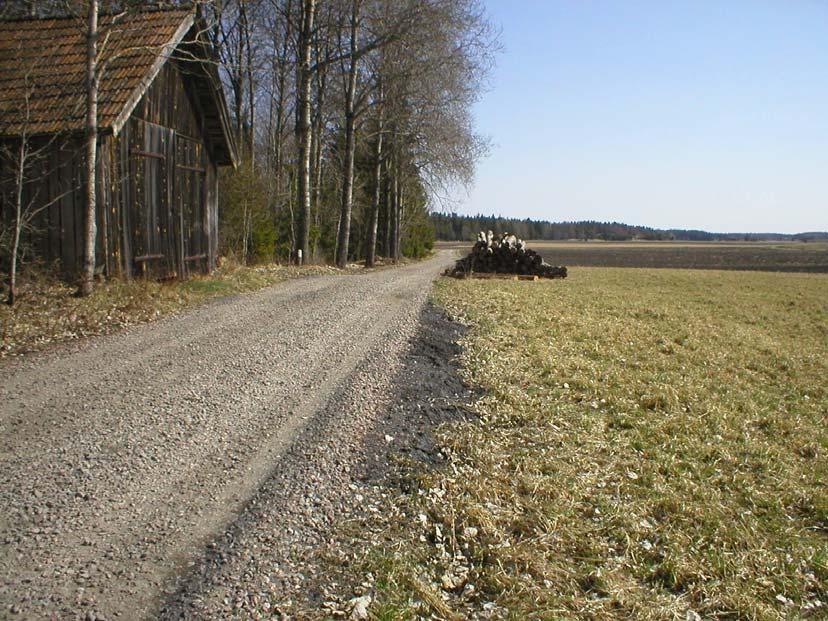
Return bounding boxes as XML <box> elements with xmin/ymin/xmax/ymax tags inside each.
<box><xmin>431</xmin><ymin>213</ymin><xmax>828</xmax><ymax>242</ymax></box>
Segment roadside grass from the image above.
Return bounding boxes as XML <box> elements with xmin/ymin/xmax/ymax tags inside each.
<box><xmin>368</xmin><ymin>268</ymin><xmax>827</xmax><ymax>619</ymax></box>
<box><xmin>0</xmin><ymin>259</ymin><xmax>361</xmax><ymax>358</ymax></box>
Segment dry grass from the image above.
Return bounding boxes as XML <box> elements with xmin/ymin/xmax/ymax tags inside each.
<box><xmin>0</xmin><ymin>259</ymin><xmax>362</xmax><ymax>358</ymax></box>
<box><xmin>369</xmin><ymin>267</ymin><xmax>827</xmax><ymax>619</ymax></box>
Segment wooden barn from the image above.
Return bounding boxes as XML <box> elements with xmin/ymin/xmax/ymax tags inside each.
<box><xmin>0</xmin><ymin>7</ymin><xmax>237</xmax><ymax>280</ymax></box>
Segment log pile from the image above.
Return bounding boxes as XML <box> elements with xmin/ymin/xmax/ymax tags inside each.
<box><xmin>447</xmin><ymin>231</ymin><xmax>568</xmax><ymax>279</ymax></box>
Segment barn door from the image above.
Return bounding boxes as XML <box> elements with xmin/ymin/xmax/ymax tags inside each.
<box><xmin>129</xmin><ymin>120</ymin><xmax>176</xmax><ymax>278</ymax></box>
<box><xmin>174</xmin><ymin>135</ymin><xmax>207</xmax><ymax>276</ymax></box>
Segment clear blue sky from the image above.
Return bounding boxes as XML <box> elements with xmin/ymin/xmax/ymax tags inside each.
<box><xmin>453</xmin><ymin>0</ymin><xmax>828</xmax><ymax>233</ymax></box>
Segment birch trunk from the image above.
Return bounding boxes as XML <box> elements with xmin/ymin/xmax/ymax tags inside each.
<box><xmin>335</xmin><ymin>1</ymin><xmax>360</xmax><ymax>268</ymax></box>
<box><xmin>242</xmin><ymin>3</ymin><xmax>255</xmax><ymax>165</ymax></box>
<box><xmin>310</xmin><ymin>116</ymin><xmax>323</xmax><ymax>258</ymax></box>
<box><xmin>365</xmin><ymin>103</ymin><xmax>383</xmax><ymax>268</ymax></box>
<box><xmin>389</xmin><ymin>156</ymin><xmax>398</xmax><ymax>263</ymax></box>
<box><xmin>80</xmin><ymin>0</ymin><xmax>98</xmax><ymax>296</ymax></box>
<box><xmin>310</xmin><ymin>65</ymin><xmax>326</xmax><ymax>258</ymax></box>
<box><xmin>271</xmin><ymin>2</ymin><xmax>291</xmax><ymax>225</ymax></box>
<box><xmin>296</xmin><ymin>0</ymin><xmax>316</xmax><ymax>260</ymax></box>
<box><xmin>272</xmin><ymin>101</ymin><xmax>284</xmax><ymax>217</ymax></box>
<box><xmin>396</xmin><ymin>184</ymin><xmax>404</xmax><ymax>261</ymax></box>
<box><xmin>232</xmin><ymin>5</ymin><xmax>245</xmax><ymax>152</ymax></box>
<box><xmin>383</xmin><ymin>167</ymin><xmax>391</xmax><ymax>257</ymax></box>
<box><xmin>7</xmin><ymin>139</ymin><xmax>25</xmax><ymax>305</ymax></box>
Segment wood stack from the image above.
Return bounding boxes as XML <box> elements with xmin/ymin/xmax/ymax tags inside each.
<box><xmin>447</xmin><ymin>231</ymin><xmax>568</xmax><ymax>279</ymax></box>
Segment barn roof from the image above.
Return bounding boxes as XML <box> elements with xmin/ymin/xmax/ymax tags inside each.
<box><xmin>0</xmin><ymin>8</ymin><xmax>237</xmax><ymax>166</ymax></box>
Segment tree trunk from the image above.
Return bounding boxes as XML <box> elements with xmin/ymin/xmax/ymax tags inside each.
<box><xmin>274</xmin><ymin>37</ymin><xmax>290</xmax><ymax>221</ymax></box>
<box><xmin>310</xmin><ymin>28</ymin><xmax>328</xmax><ymax>260</ymax></box>
<box><xmin>310</xmin><ymin>72</ymin><xmax>325</xmax><ymax>259</ymax></box>
<box><xmin>232</xmin><ymin>5</ymin><xmax>245</xmax><ymax>153</ymax></box>
<box><xmin>365</xmin><ymin>103</ymin><xmax>383</xmax><ymax>268</ymax></box>
<box><xmin>389</xmin><ymin>156</ymin><xmax>398</xmax><ymax>263</ymax></box>
<box><xmin>270</xmin><ymin>0</ymin><xmax>290</xmax><ymax>221</ymax></box>
<box><xmin>310</xmin><ymin>115</ymin><xmax>323</xmax><ymax>259</ymax></box>
<box><xmin>242</xmin><ymin>2</ymin><xmax>255</xmax><ymax>165</ymax></box>
<box><xmin>396</xmin><ymin>183</ymin><xmax>404</xmax><ymax>261</ymax></box>
<box><xmin>296</xmin><ymin>0</ymin><xmax>316</xmax><ymax>260</ymax></box>
<box><xmin>242</xmin><ymin>199</ymin><xmax>250</xmax><ymax>263</ymax></box>
<box><xmin>7</xmin><ymin>139</ymin><xmax>25</xmax><ymax>306</ymax></box>
<box><xmin>383</xmin><ymin>166</ymin><xmax>391</xmax><ymax>257</ymax></box>
<box><xmin>287</xmin><ymin>169</ymin><xmax>296</xmax><ymax>253</ymax></box>
<box><xmin>271</xmin><ymin>66</ymin><xmax>285</xmax><ymax>223</ymax></box>
<box><xmin>80</xmin><ymin>0</ymin><xmax>98</xmax><ymax>297</ymax></box>
<box><xmin>335</xmin><ymin>3</ymin><xmax>360</xmax><ymax>268</ymax></box>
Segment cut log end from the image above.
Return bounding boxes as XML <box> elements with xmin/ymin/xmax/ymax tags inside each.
<box><xmin>446</xmin><ymin>232</ymin><xmax>568</xmax><ymax>280</ymax></box>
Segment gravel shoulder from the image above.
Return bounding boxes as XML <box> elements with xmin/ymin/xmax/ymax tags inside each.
<box><xmin>0</xmin><ymin>251</ymin><xmax>456</xmax><ymax>620</ymax></box>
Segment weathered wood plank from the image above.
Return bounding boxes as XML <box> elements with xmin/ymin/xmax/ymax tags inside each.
<box><xmin>59</xmin><ymin>149</ymin><xmax>75</xmax><ymax>274</ymax></box>
<box><xmin>47</xmin><ymin>148</ymin><xmax>62</xmax><ymax>264</ymax></box>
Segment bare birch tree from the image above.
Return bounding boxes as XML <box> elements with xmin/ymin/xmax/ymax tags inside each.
<box><xmin>295</xmin><ymin>0</ymin><xmax>316</xmax><ymax>263</ymax></box>
<box><xmin>79</xmin><ymin>0</ymin><xmax>98</xmax><ymax>296</ymax></box>
<box><xmin>364</xmin><ymin>78</ymin><xmax>383</xmax><ymax>267</ymax></box>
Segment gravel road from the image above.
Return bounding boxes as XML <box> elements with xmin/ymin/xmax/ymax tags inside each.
<box><xmin>0</xmin><ymin>251</ymin><xmax>455</xmax><ymax>620</ymax></box>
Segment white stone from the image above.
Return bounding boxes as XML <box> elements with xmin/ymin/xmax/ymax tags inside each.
<box><xmin>349</xmin><ymin>594</ymin><xmax>372</xmax><ymax>620</ymax></box>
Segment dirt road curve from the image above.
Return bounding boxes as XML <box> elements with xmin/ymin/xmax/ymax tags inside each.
<box><xmin>0</xmin><ymin>252</ymin><xmax>453</xmax><ymax>620</ymax></box>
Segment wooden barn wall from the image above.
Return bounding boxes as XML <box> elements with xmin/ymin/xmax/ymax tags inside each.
<box><xmin>206</xmin><ymin>159</ymin><xmax>218</xmax><ymax>271</ymax></box>
<box><xmin>1</xmin><ymin>58</ymin><xmax>223</xmax><ymax>281</ymax></box>
<box><xmin>0</xmin><ymin>135</ymin><xmax>109</xmax><ymax>278</ymax></box>
<box><xmin>118</xmin><ymin>60</ymin><xmax>215</xmax><ymax>278</ymax></box>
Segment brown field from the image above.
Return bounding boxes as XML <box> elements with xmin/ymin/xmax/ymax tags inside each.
<box><xmin>436</xmin><ymin>240</ymin><xmax>828</xmax><ymax>272</ymax></box>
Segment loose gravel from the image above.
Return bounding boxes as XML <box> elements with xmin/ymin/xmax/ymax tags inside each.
<box><xmin>0</xmin><ymin>251</ymin><xmax>455</xmax><ymax>620</ymax></box>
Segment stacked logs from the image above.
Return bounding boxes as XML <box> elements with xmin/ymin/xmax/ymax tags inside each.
<box><xmin>447</xmin><ymin>231</ymin><xmax>567</xmax><ymax>279</ymax></box>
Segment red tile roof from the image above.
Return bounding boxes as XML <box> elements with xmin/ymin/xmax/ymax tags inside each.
<box><xmin>0</xmin><ymin>8</ymin><xmax>193</xmax><ymax>136</ymax></box>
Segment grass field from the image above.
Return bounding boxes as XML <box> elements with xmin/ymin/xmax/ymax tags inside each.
<box><xmin>436</xmin><ymin>240</ymin><xmax>828</xmax><ymax>273</ymax></box>
<box><xmin>368</xmin><ymin>267</ymin><xmax>827</xmax><ymax>619</ymax></box>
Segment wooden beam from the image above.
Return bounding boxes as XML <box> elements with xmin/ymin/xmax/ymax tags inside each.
<box><xmin>134</xmin><ymin>253</ymin><xmax>165</xmax><ymax>262</ymax></box>
<box><xmin>130</xmin><ymin>148</ymin><xmax>166</xmax><ymax>159</ymax></box>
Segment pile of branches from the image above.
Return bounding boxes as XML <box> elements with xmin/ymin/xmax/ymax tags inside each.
<box><xmin>447</xmin><ymin>231</ymin><xmax>568</xmax><ymax>279</ymax></box>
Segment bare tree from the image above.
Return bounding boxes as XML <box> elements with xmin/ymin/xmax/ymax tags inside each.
<box><xmin>333</xmin><ymin>0</ymin><xmax>361</xmax><ymax>267</ymax></box>
<box><xmin>4</xmin><ymin>143</ymin><xmax>26</xmax><ymax>304</ymax></box>
<box><xmin>309</xmin><ymin>1</ymin><xmax>335</xmax><ymax>258</ymax></box>
<box><xmin>207</xmin><ymin>0</ymin><xmax>497</xmax><ymax>267</ymax></box>
<box><xmin>79</xmin><ymin>0</ymin><xmax>99</xmax><ymax>296</ymax></box>
<box><xmin>331</xmin><ymin>0</ymin><xmax>423</xmax><ymax>266</ymax></box>
<box><xmin>295</xmin><ymin>0</ymin><xmax>317</xmax><ymax>263</ymax></box>
<box><xmin>364</xmin><ymin>79</ymin><xmax>383</xmax><ymax>267</ymax></box>
<box><xmin>267</xmin><ymin>0</ymin><xmax>294</xmax><ymax>226</ymax></box>
<box><xmin>377</xmin><ymin>0</ymin><xmax>496</xmax><ymax>258</ymax></box>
